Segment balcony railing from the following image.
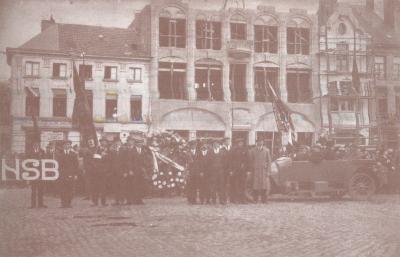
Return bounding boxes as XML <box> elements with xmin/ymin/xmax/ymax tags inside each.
<box><xmin>227</xmin><ymin>40</ymin><xmax>253</xmax><ymax>58</ymax></box>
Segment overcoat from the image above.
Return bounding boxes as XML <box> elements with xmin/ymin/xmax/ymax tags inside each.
<box><xmin>249</xmin><ymin>146</ymin><xmax>271</xmax><ymax>190</ymax></box>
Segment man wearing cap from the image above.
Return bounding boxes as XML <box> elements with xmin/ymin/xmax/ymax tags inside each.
<box><xmin>121</xmin><ymin>136</ymin><xmax>135</xmax><ymax>204</ymax></box>
<box><xmin>186</xmin><ymin>140</ymin><xmax>200</xmax><ymax>204</ymax></box>
<box><xmin>108</xmin><ymin>139</ymin><xmax>124</xmax><ymax>205</ymax></box>
<box><xmin>27</xmin><ymin>142</ymin><xmax>46</xmax><ymax>208</ymax></box>
<box><xmin>221</xmin><ymin>138</ymin><xmax>233</xmax><ymax>203</ymax></box>
<box><xmin>230</xmin><ymin>138</ymin><xmax>249</xmax><ymax>204</ymax></box>
<box><xmin>249</xmin><ymin>139</ymin><xmax>271</xmax><ymax>203</ymax></box>
<box><xmin>56</xmin><ymin>140</ymin><xmax>79</xmax><ymax>208</ymax></box>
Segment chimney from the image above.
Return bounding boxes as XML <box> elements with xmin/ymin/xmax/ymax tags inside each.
<box><xmin>41</xmin><ymin>15</ymin><xmax>56</xmax><ymax>32</ymax></box>
<box><xmin>366</xmin><ymin>0</ymin><xmax>374</xmax><ymax>11</ymax></box>
<box><xmin>384</xmin><ymin>0</ymin><xmax>395</xmax><ymax>27</ymax></box>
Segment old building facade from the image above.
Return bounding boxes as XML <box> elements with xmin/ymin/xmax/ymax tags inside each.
<box><xmin>131</xmin><ymin>0</ymin><xmax>320</xmax><ymax>150</ymax></box>
<box><xmin>6</xmin><ymin>20</ymin><xmax>151</xmax><ymax>153</ymax></box>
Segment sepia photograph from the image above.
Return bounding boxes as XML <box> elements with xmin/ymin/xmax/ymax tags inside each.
<box><xmin>0</xmin><ymin>0</ymin><xmax>400</xmax><ymax>256</ymax></box>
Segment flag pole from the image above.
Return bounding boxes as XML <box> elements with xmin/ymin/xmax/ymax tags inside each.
<box><xmin>354</xmin><ymin>30</ymin><xmax>360</xmax><ymax>146</ymax></box>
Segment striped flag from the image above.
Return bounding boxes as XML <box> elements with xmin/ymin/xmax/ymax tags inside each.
<box><xmin>72</xmin><ymin>63</ymin><xmax>98</xmax><ymax>148</ymax></box>
<box><xmin>266</xmin><ymin>81</ymin><xmax>297</xmax><ymax>145</ymax></box>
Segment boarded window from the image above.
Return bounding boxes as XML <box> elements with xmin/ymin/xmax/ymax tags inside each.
<box><xmin>79</xmin><ymin>64</ymin><xmax>93</xmax><ymax>80</ymax></box>
<box><xmin>195</xmin><ymin>64</ymin><xmax>223</xmax><ymax>101</ymax></box>
<box><xmin>158</xmin><ymin>62</ymin><xmax>186</xmax><ymax>100</ymax></box>
<box><xmin>130</xmin><ymin>95</ymin><xmax>142</xmax><ymax>121</ymax></box>
<box><xmin>254</xmin><ymin>67</ymin><xmax>279</xmax><ymax>102</ymax></box>
<box><xmin>287</xmin><ymin>70</ymin><xmax>312</xmax><ymax>103</ymax></box>
<box><xmin>254</xmin><ymin>25</ymin><xmax>278</xmax><ymax>53</ymax></box>
<box><xmin>196</xmin><ymin>20</ymin><xmax>221</xmax><ymax>50</ymax></box>
<box><xmin>159</xmin><ymin>17</ymin><xmax>186</xmax><ymax>48</ymax></box>
<box><xmin>287</xmin><ymin>28</ymin><xmax>309</xmax><ymax>55</ymax></box>
<box><xmin>52</xmin><ymin>89</ymin><xmax>67</xmax><ymax>117</ymax></box>
<box><xmin>229</xmin><ymin>64</ymin><xmax>247</xmax><ymax>102</ymax></box>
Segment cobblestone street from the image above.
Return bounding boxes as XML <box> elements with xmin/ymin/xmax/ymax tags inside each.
<box><xmin>1</xmin><ymin>189</ymin><xmax>400</xmax><ymax>257</ymax></box>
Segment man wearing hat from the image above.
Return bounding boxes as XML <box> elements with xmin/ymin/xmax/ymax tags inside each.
<box><xmin>230</xmin><ymin>138</ymin><xmax>249</xmax><ymax>204</ymax></box>
<box><xmin>209</xmin><ymin>140</ymin><xmax>227</xmax><ymax>204</ymax></box>
<box><xmin>56</xmin><ymin>140</ymin><xmax>79</xmax><ymax>208</ymax></box>
<box><xmin>198</xmin><ymin>142</ymin><xmax>211</xmax><ymax>204</ymax></box>
<box><xmin>90</xmin><ymin>137</ymin><xmax>109</xmax><ymax>206</ymax></box>
<box><xmin>107</xmin><ymin>139</ymin><xmax>124</xmax><ymax>205</ymax></box>
<box><xmin>121</xmin><ymin>135</ymin><xmax>136</xmax><ymax>204</ymax></box>
<box><xmin>27</xmin><ymin>142</ymin><xmax>46</xmax><ymax>208</ymax></box>
<box><xmin>130</xmin><ymin>137</ymin><xmax>151</xmax><ymax>204</ymax></box>
<box><xmin>185</xmin><ymin>140</ymin><xmax>200</xmax><ymax>204</ymax></box>
<box><xmin>249</xmin><ymin>139</ymin><xmax>271</xmax><ymax>203</ymax></box>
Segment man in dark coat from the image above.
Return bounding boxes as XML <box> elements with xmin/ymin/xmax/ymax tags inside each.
<box><xmin>185</xmin><ymin>140</ymin><xmax>200</xmax><ymax>204</ymax></box>
<box><xmin>56</xmin><ymin>140</ymin><xmax>78</xmax><ymax>208</ymax></box>
<box><xmin>121</xmin><ymin>137</ymin><xmax>135</xmax><ymax>204</ymax></box>
<box><xmin>90</xmin><ymin>138</ymin><xmax>109</xmax><ymax>206</ymax></box>
<box><xmin>130</xmin><ymin>137</ymin><xmax>151</xmax><ymax>205</ymax></box>
<box><xmin>108</xmin><ymin>139</ymin><xmax>124</xmax><ymax>205</ymax></box>
<box><xmin>230</xmin><ymin>138</ymin><xmax>249</xmax><ymax>204</ymax></box>
<box><xmin>198</xmin><ymin>143</ymin><xmax>212</xmax><ymax>204</ymax></box>
<box><xmin>27</xmin><ymin>142</ymin><xmax>46</xmax><ymax>208</ymax></box>
<box><xmin>209</xmin><ymin>141</ymin><xmax>227</xmax><ymax>204</ymax></box>
<box><xmin>221</xmin><ymin>138</ymin><xmax>234</xmax><ymax>203</ymax></box>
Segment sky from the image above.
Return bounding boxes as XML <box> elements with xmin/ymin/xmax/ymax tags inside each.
<box><xmin>0</xmin><ymin>0</ymin><xmax>363</xmax><ymax>80</ymax></box>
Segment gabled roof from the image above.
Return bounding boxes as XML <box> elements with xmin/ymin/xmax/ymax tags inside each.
<box><xmin>351</xmin><ymin>5</ymin><xmax>400</xmax><ymax>47</ymax></box>
<box><xmin>10</xmin><ymin>22</ymin><xmax>148</xmax><ymax>59</ymax></box>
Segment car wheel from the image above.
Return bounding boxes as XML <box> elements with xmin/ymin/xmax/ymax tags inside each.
<box><xmin>348</xmin><ymin>172</ymin><xmax>376</xmax><ymax>200</ymax></box>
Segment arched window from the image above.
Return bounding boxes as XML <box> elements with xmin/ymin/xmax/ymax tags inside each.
<box><xmin>158</xmin><ymin>57</ymin><xmax>187</xmax><ymax>100</ymax></box>
<box><xmin>254</xmin><ymin>15</ymin><xmax>278</xmax><ymax>53</ymax></box>
<box><xmin>159</xmin><ymin>6</ymin><xmax>186</xmax><ymax>48</ymax></box>
<box><xmin>287</xmin><ymin>17</ymin><xmax>311</xmax><ymax>55</ymax></box>
<box><xmin>230</xmin><ymin>13</ymin><xmax>247</xmax><ymax>40</ymax></box>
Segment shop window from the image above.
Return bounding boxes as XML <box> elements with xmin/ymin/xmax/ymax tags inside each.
<box><xmin>231</xmin><ymin>23</ymin><xmax>246</xmax><ymax>40</ymax></box>
<box><xmin>196</xmin><ymin>20</ymin><xmax>221</xmax><ymax>50</ymax></box>
<box><xmin>105</xmin><ymin>94</ymin><xmax>117</xmax><ymax>121</ymax></box>
<box><xmin>158</xmin><ymin>62</ymin><xmax>186</xmax><ymax>100</ymax></box>
<box><xmin>254</xmin><ymin>67</ymin><xmax>279</xmax><ymax>102</ymax></box>
<box><xmin>287</xmin><ymin>70</ymin><xmax>312</xmax><ymax>103</ymax></box>
<box><xmin>287</xmin><ymin>28</ymin><xmax>309</xmax><ymax>55</ymax></box>
<box><xmin>25</xmin><ymin>88</ymin><xmax>40</xmax><ymax>117</ymax></box>
<box><xmin>374</xmin><ymin>56</ymin><xmax>386</xmax><ymax>80</ymax></box>
<box><xmin>167</xmin><ymin>130</ymin><xmax>189</xmax><ymax>140</ymax></box>
<box><xmin>254</xmin><ymin>25</ymin><xmax>278</xmax><ymax>53</ymax></box>
<box><xmin>232</xmin><ymin>131</ymin><xmax>249</xmax><ymax>145</ymax></box>
<box><xmin>129</xmin><ymin>67</ymin><xmax>142</xmax><ymax>81</ymax></box>
<box><xmin>196</xmin><ymin>130</ymin><xmax>224</xmax><ymax>139</ymax></box>
<box><xmin>52</xmin><ymin>63</ymin><xmax>67</xmax><ymax>78</ymax></box>
<box><xmin>130</xmin><ymin>96</ymin><xmax>142</xmax><ymax>121</ymax></box>
<box><xmin>159</xmin><ymin>17</ymin><xmax>186</xmax><ymax>48</ymax></box>
<box><xmin>195</xmin><ymin>64</ymin><xmax>223</xmax><ymax>101</ymax></box>
<box><xmin>79</xmin><ymin>64</ymin><xmax>93</xmax><ymax>80</ymax></box>
<box><xmin>104</xmin><ymin>66</ymin><xmax>118</xmax><ymax>80</ymax></box>
<box><xmin>52</xmin><ymin>89</ymin><xmax>67</xmax><ymax>117</ymax></box>
<box><xmin>25</xmin><ymin>61</ymin><xmax>40</xmax><ymax>77</ymax></box>
<box><xmin>229</xmin><ymin>64</ymin><xmax>247</xmax><ymax>102</ymax></box>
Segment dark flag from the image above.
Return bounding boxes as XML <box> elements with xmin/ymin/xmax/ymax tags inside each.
<box><xmin>352</xmin><ymin>54</ymin><xmax>361</xmax><ymax>94</ymax></box>
<box><xmin>26</xmin><ymin>86</ymin><xmax>41</xmax><ymax>145</ymax></box>
<box><xmin>266</xmin><ymin>81</ymin><xmax>297</xmax><ymax>145</ymax></box>
<box><xmin>72</xmin><ymin>63</ymin><xmax>98</xmax><ymax>148</ymax></box>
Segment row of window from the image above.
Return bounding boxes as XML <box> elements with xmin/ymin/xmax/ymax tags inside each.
<box><xmin>26</xmin><ymin>92</ymin><xmax>142</xmax><ymax>121</ymax></box>
<box><xmin>159</xmin><ymin>18</ymin><xmax>310</xmax><ymax>55</ymax></box>
<box><xmin>25</xmin><ymin>62</ymin><xmax>143</xmax><ymax>82</ymax></box>
<box><xmin>158</xmin><ymin>62</ymin><xmax>313</xmax><ymax>103</ymax></box>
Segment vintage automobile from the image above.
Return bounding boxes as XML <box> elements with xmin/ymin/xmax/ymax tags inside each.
<box><xmin>269</xmin><ymin>157</ymin><xmax>387</xmax><ymax>200</ymax></box>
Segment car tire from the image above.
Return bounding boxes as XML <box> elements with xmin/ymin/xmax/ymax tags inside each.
<box><xmin>348</xmin><ymin>172</ymin><xmax>376</xmax><ymax>200</ymax></box>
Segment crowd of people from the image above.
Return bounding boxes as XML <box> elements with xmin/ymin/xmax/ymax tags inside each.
<box><xmin>1</xmin><ymin>133</ymin><xmax>400</xmax><ymax>209</ymax></box>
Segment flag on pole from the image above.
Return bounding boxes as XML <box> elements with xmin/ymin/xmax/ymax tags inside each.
<box><xmin>26</xmin><ymin>86</ymin><xmax>41</xmax><ymax>145</ymax></box>
<box><xmin>352</xmin><ymin>53</ymin><xmax>361</xmax><ymax>94</ymax></box>
<box><xmin>266</xmin><ymin>81</ymin><xmax>297</xmax><ymax>145</ymax></box>
<box><xmin>72</xmin><ymin>63</ymin><xmax>98</xmax><ymax>148</ymax></box>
